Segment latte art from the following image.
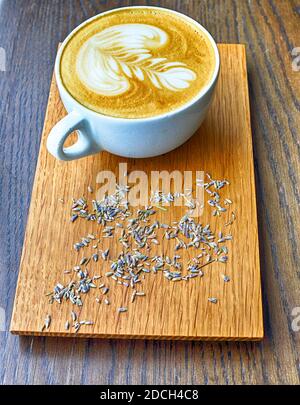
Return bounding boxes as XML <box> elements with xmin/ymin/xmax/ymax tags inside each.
<box><xmin>76</xmin><ymin>24</ymin><xmax>197</xmax><ymax>97</ymax></box>
<box><xmin>60</xmin><ymin>8</ymin><xmax>216</xmax><ymax>118</ymax></box>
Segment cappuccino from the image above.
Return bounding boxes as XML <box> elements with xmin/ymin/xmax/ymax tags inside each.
<box><xmin>60</xmin><ymin>8</ymin><xmax>216</xmax><ymax>118</ymax></box>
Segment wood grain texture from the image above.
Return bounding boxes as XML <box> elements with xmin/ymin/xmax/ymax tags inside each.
<box><xmin>10</xmin><ymin>44</ymin><xmax>263</xmax><ymax>341</ymax></box>
<box><xmin>0</xmin><ymin>0</ymin><xmax>299</xmax><ymax>384</ymax></box>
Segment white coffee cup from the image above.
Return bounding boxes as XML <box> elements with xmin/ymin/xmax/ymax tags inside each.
<box><xmin>47</xmin><ymin>6</ymin><xmax>220</xmax><ymax>161</ymax></box>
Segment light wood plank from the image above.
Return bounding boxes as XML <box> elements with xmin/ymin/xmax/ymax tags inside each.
<box><xmin>10</xmin><ymin>44</ymin><xmax>263</xmax><ymax>340</ymax></box>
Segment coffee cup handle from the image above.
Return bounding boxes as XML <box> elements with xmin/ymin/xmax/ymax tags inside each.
<box><xmin>46</xmin><ymin>111</ymin><xmax>101</xmax><ymax>161</ymax></box>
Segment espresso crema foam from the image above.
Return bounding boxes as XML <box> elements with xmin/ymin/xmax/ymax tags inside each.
<box><xmin>60</xmin><ymin>8</ymin><xmax>216</xmax><ymax>118</ymax></box>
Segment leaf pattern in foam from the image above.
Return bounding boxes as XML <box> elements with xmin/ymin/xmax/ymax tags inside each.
<box><xmin>76</xmin><ymin>24</ymin><xmax>197</xmax><ymax>96</ymax></box>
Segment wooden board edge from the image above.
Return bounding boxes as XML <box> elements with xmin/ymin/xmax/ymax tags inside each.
<box><xmin>10</xmin><ymin>328</ymin><xmax>264</xmax><ymax>341</ymax></box>
<box><xmin>240</xmin><ymin>44</ymin><xmax>264</xmax><ymax>339</ymax></box>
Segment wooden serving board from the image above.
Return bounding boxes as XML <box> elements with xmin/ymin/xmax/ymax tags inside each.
<box><xmin>10</xmin><ymin>44</ymin><xmax>263</xmax><ymax>340</ymax></box>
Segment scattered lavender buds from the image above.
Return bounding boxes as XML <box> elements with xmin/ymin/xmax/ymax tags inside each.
<box><xmin>197</xmin><ymin>174</ymin><xmax>230</xmax><ymax>216</ymax></box>
<box><xmin>45</xmin><ymin>176</ymin><xmax>235</xmax><ymax>331</ymax></box>
<box><xmin>118</xmin><ymin>307</ymin><xmax>128</xmax><ymax>313</ymax></box>
<box><xmin>222</xmin><ymin>275</ymin><xmax>231</xmax><ymax>282</ymax></box>
<box><xmin>44</xmin><ymin>315</ymin><xmax>51</xmax><ymax>330</ymax></box>
<box><xmin>208</xmin><ymin>298</ymin><xmax>218</xmax><ymax>304</ymax></box>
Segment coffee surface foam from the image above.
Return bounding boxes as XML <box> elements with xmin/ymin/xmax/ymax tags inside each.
<box><xmin>60</xmin><ymin>8</ymin><xmax>216</xmax><ymax>118</ymax></box>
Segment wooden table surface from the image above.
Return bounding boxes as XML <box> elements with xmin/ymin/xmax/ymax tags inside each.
<box><xmin>0</xmin><ymin>0</ymin><xmax>299</xmax><ymax>385</ymax></box>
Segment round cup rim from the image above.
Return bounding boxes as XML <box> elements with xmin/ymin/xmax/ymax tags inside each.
<box><xmin>55</xmin><ymin>5</ymin><xmax>220</xmax><ymax>122</ymax></box>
